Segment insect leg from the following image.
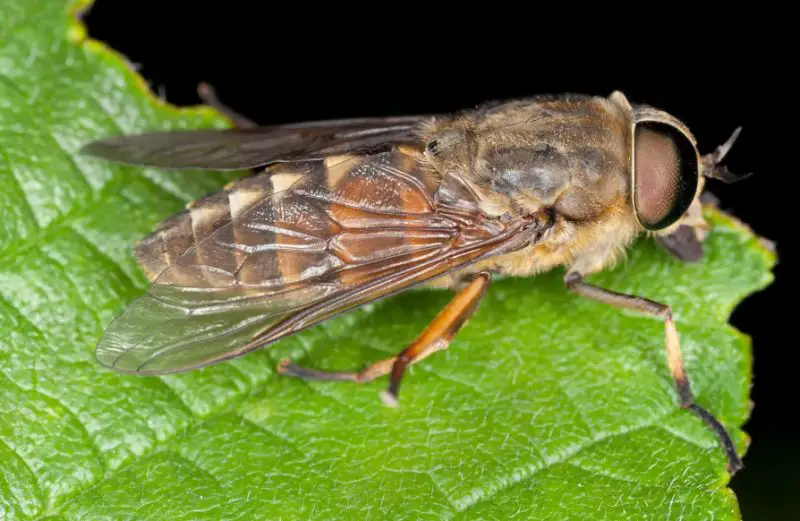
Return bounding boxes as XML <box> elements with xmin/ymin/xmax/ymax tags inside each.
<box><xmin>277</xmin><ymin>356</ymin><xmax>396</xmax><ymax>383</ymax></box>
<box><xmin>564</xmin><ymin>271</ymin><xmax>743</xmax><ymax>475</ymax></box>
<box><xmin>382</xmin><ymin>271</ymin><xmax>491</xmax><ymax>406</ymax></box>
<box><xmin>278</xmin><ymin>272</ymin><xmax>491</xmax><ymax>407</ymax></box>
<box><xmin>197</xmin><ymin>82</ymin><xmax>258</xmax><ymax>129</ymax></box>
<box><xmin>654</xmin><ymin>192</ymin><xmax>709</xmax><ymax>263</ymax></box>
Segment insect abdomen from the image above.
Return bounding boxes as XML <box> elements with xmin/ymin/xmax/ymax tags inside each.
<box><xmin>133</xmin><ymin>145</ymin><xmax>440</xmax><ymax>285</ymax></box>
<box><xmin>133</xmin><ymin>169</ymin><xmax>292</xmax><ymax>281</ymax></box>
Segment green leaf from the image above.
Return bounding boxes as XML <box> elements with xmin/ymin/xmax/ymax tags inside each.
<box><xmin>0</xmin><ymin>1</ymin><xmax>775</xmax><ymax>519</ymax></box>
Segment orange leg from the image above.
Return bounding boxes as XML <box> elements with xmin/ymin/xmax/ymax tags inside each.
<box><xmin>565</xmin><ymin>271</ymin><xmax>743</xmax><ymax>475</ymax></box>
<box><xmin>278</xmin><ymin>272</ymin><xmax>491</xmax><ymax>406</ymax></box>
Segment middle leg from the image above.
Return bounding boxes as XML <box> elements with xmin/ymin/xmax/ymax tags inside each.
<box><xmin>278</xmin><ymin>272</ymin><xmax>492</xmax><ymax>406</ymax></box>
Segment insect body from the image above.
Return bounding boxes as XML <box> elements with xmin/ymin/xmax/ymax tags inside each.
<box><xmin>82</xmin><ymin>88</ymin><xmax>749</xmax><ymax>473</ymax></box>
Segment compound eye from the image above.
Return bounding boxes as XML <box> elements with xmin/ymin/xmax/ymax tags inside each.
<box><xmin>633</xmin><ymin>121</ymin><xmax>699</xmax><ymax>230</ymax></box>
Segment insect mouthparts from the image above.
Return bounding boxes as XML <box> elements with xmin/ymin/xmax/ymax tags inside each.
<box><xmin>518</xmin><ymin>209</ymin><xmax>555</xmax><ymax>246</ymax></box>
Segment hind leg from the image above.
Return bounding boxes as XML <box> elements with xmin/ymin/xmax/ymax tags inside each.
<box><xmin>197</xmin><ymin>82</ymin><xmax>258</xmax><ymax>129</ymax></box>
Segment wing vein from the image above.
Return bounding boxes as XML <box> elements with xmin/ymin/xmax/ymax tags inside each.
<box><xmin>95</xmin><ymin>141</ymin><xmax>546</xmax><ymax>375</ymax></box>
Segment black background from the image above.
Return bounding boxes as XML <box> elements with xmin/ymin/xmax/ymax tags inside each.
<box><xmin>80</xmin><ymin>3</ymin><xmax>793</xmax><ymax>517</ymax></box>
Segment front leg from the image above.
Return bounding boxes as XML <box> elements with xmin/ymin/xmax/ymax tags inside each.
<box><xmin>564</xmin><ymin>271</ymin><xmax>743</xmax><ymax>475</ymax></box>
<box><xmin>654</xmin><ymin>186</ymin><xmax>710</xmax><ymax>263</ymax></box>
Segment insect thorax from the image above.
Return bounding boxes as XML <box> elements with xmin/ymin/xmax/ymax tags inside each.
<box><xmin>420</xmin><ymin>94</ymin><xmax>640</xmax><ymax>279</ymax></box>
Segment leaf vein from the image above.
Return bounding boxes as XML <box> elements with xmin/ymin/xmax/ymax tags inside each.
<box><xmin>0</xmin><ymin>71</ymin><xmax>96</xmax><ymax>197</ymax></box>
<box><xmin>657</xmin><ymin>422</ymin><xmax>715</xmax><ymax>451</ymax></box>
<box><xmin>1</xmin><ymin>373</ymin><xmax>107</xmax><ymax>477</ymax></box>
<box><xmin>0</xmin><ymin>291</ymin><xmax>52</xmax><ymax>347</ymax></box>
<box><xmin>566</xmin><ymin>460</ymin><xmax>645</xmax><ymax>487</ymax></box>
<box><xmin>237</xmin><ymin>416</ymin><xmax>307</xmax><ymax>458</ymax></box>
<box><xmin>0</xmin><ymin>77</ymin><xmax>185</xmax><ymax>266</ymax></box>
<box><xmin>67</xmin><ymin>225</ymin><xmax>138</xmax><ymax>287</ymax></box>
<box><xmin>36</xmin><ymin>369</ymin><xmax>290</xmax><ymax>519</ymax></box>
<box><xmin>524</xmin><ymin>342</ymin><xmax>598</xmax><ymax>439</ymax></box>
<box><xmin>455</xmin><ymin>409</ymin><xmax>683</xmax><ymax>513</ymax></box>
<box><xmin>0</xmin><ymin>144</ymin><xmax>40</xmax><ymax>230</ymax></box>
<box><xmin>426</xmin><ymin>470</ymin><xmax>458</xmax><ymax>516</ymax></box>
<box><xmin>41</xmin><ymin>248</ymin><xmax>103</xmax><ymax>332</ymax></box>
<box><xmin>0</xmin><ymin>426</ymin><xmax>44</xmax><ymax>513</ymax></box>
<box><xmin>169</xmin><ymin>451</ymin><xmax>224</xmax><ymax>488</ymax></box>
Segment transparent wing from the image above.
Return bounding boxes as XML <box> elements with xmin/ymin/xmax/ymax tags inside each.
<box><xmin>96</xmin><ymin>146</ymin><xmax>536</xmax><ymax>374</ymax></box>
<box><xmin>80</xmin><ymin>115</ymin><xmax>430</xmax><ymax>170</ymax></box>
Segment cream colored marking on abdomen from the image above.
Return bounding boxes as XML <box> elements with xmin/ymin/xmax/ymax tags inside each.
<box><xmin>189</xmin><ymin>204</ymin><xmax>226</xmax><ymax>240</ymax></box>
<box><xmin>229</xmin><ymin>188</ymin><xmax>268</xmax><ymax>219</ymax></box>
<box><xmin>324</xmin><ymin>154</ymin><xmax>358</xmax><ymax>188</ymax></box>
<box><xmin>270</xmin><ymin>173</ymin><xmax>305</xmax><ymax>194</ymax></box>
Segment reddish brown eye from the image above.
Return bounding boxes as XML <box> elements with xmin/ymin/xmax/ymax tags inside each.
<box><xmin>633</xmin><ymin>121</ymin><xmax>699</xmax><ymax>230</ymax></box>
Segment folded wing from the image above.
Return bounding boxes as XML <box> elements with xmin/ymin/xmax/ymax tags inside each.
<box><xmin>97</xmin><ymin>145</ymin><xmax>531</xmax><ymax>374</ymax></box>
<box><xmin>80</xmin><ymin>115</ymin><xmax>430</xmax><ymax>170</ymax></box>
